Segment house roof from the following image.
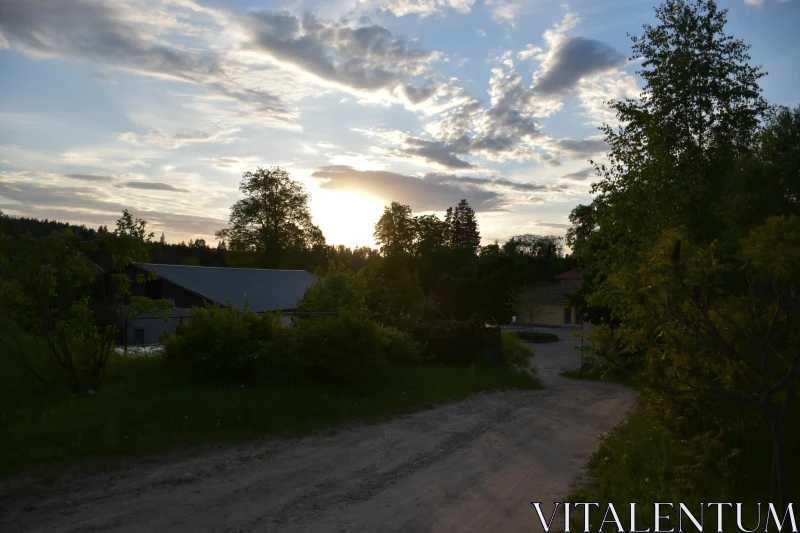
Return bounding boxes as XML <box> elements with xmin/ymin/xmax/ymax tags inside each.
<box><xmin>522</xmin><ymin>279</ymin><xmax>581</xmax><ymax>305</ymax></box>
<box><xmin>553</xmin><ymin>268</ymin><xmax>582</xmax><ymax>280</ymax></box>
<box><xmin>133</xmin><ymin>263</ymin><xmax>316</xmax><ymax>312</ymax></box>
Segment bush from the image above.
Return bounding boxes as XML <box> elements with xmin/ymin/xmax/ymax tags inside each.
<box><xmin>162</xmin><ymin>303</ymin><xmax>285</xmax><ymax>383</ymax></box>
<box><xmin>295</xmin><ymin>312</ymin><xmax>417</xmax><ymax>382</ymax></box>
<box><xmin>409</xmin><ymin>316</ymin><xmax>486</xmax><ymax>363</ymax></box>
<box><xmin>297</xmin><ymin>263</ymin><xmax>369</xmax><ymax>317</ymax></box>
<box><xmin>363</xmin><ymin>267</ymin><xmax>425</xmax><ymax>330</ymax></box>
<box><xmin>513</xmin><ymin>331</ymin><xmax>559</xmax><ymax>343</ymax></box>
<box><xmin>500</xmin><ymin>332</ymin><xmax>535</xmax><ymax>369</ymax></box>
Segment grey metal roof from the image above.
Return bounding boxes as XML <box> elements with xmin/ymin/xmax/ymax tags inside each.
<box><xmin>134</xmin><ymin>263</ymin><xmax>316</xmax><ymax>312</ymax></box>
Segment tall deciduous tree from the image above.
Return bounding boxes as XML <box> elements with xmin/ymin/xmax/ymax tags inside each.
<box><xmin>412</xmin><ymin>214</ymin><xmax>450</xmax><ymax>258</ymax></box>
<box><xmin>374</xmin><ymin>202</ymin><xmax>415</xmax><ymax>258</ymax></box>
<box><xmin>216</xmin><ymin>167</ymin><xmax>325</xmax><ymax>268</ymax></box>
<box><xmin>574</xmin><ymin>0</ymin><xmax>769</xmax><ymax>323</ymax></box>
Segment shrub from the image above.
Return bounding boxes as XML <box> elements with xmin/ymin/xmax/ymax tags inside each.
<box><xmin>513</xmin><ymin>331</ymin><xmax>559</xmax><ymax>343</ymax></box>
<box><xmin>408</xmin><ymin>316</ymin><xmax>486</xmax><ymax>363</ymax></box>
<box><xmin>362</xmin><ymin>267</ymin><xmax>425</xmax><ymax>330</ymax></box>
<box><xmin>162</xmin><ymin>303</ymin><xmax>285</xmax><ymax>383</ymax></box>
<box><xmin>294</xmin><ymin>312</ymin><xmax>392</xmax><ymax>383</ymax></box>
<box><xmin>379</xmin><ymin>325</ymin><xmax>425</xmax><ymax>364</ymax></box>
<box><xmin>500</xmin><ymin>332</ymin><xmax>535</xmax><ymax>369</ymax></box>
<box><xmin>297</xmin><ymin>263</ymin><xmax>369</xmax><ymax>317</ymax></box>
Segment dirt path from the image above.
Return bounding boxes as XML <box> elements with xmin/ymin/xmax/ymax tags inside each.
<box><xmin>2</xmin><ymin>328</ymin><xmax>637</xmax><ymax>533</ymax></box>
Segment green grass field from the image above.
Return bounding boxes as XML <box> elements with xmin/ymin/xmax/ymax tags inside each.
<box><xmin>0</xmin><ymin>352</ymin><xmax>540</xmax><ymax>477</ymax></box>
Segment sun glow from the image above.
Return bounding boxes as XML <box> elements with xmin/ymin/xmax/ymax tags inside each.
<box><xmin>309</xmin><ymin>187</ymin><xmax>386</xmax><ymax>249</ymax></box>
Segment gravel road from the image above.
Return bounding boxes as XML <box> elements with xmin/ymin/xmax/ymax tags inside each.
<box><xmin>2</xmin><ymin>327</ymin><xmax>637</xmax><ymax>533</ymax></box>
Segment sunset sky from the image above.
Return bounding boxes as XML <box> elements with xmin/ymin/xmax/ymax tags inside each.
<box><xmin>1</xmin><ymin>0</ymin><xmax>798</xmax><ymax>248</ymax></box>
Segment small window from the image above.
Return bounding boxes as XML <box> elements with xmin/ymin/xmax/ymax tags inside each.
<box><xmin>564</xmin><ymin>307</ymin><xmax>572</xmax><ymax>324</ymax></box>
<box><xmin>133</xmin><ymin>329</ymin><xmax>145</xmax><ymax>346</ymax></box>
<box><xmin>575</xmin><ymin>311</ymin><xmax>583</xmax><ymax>325</ymax></box>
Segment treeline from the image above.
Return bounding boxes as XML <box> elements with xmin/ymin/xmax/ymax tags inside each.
<box><xmin>0</xmin><ymin>191</ymin><xmax>569</xmax><ymax>325</ymax></box>
<box><xmin>565</xmin><ymin>0</ymin><xmax>799</xmax><ymax>516</ymax></box>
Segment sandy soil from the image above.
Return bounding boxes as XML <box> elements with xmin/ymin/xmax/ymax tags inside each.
<box><xmin>2</xmin><ymin>327</ymin><xmax>637</xmax><ymax>533</ymax></box>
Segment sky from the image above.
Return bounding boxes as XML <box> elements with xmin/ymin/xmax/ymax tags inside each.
<box><xmin>0</xmin><ymin>0</ymin><xmax>798</xmax><ymax>248</ymax></box>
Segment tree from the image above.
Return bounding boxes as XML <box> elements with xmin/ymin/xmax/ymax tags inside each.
<box><xmin>515</xmin><ymin>283</ymin><xmax>548</xmax><ymax>331</ymax></box>
<box><xmin>618</xmin><ymin>216</ymin><xmax>800</xmax><ymax>506</ymax></box>
<box><xmin>374</xmin><ymin>202</ymin><xmax>415</xmax><ymax>258</ymax></box>
<box><xmin>0</xmin><ymin>210</ymin><xmax>169</xmax><ymax>392</ymax></box>
<box><xmin>575</xmin><ymin>0</ymin><xmax>770</xmax><ymax>325</ymax></box>
<box><xmin>216</xmin><ymin>167</ymin><xmax>325</xmax><ymax>268</ymax></box>
<box><xmin>446</xmin><ymin>199</ymin><xmax>481</xmax><ymax>251</ymax></box>
<box><xmin>506</xmin><ymin>234</ymin><xmax>564</xmax><ymax>259</ymax></box>
<box><xmin>412</xmin><ymin>214</ymin><xmax>450</xmax><ymax>259</ymax></box>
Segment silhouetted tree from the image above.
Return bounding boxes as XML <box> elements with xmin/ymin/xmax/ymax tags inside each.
<box><xmin>374</xmin><ymin>202</ymin><xmax>415</xmax><ymax>258</ymax></box>
<box><xmin>216</xmin><ymin>167</ymin><xmax>325</xmax><ymax>268</ymax></box>
<box><xmin>446</xmin><ymin>199</ymin><xmax>481</xmax><ymax>250</ymax></box>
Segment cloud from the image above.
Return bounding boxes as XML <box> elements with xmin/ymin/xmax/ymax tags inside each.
<box><xmin>533</xmin><ymin>37</ymin><xmax>625</xmax><ymax>96</ymax></box>
<box><xmin>310</xmin><ymin>165</ymin><xmax>507</xmax><ymax>211</ymax></box>
<box><xmin>0</xmin><ymin>178</ymin><xmax>125</xmax><ymax>216</ymax></box>
<box><xmin>547</xmin><ymin>136</ymin><xmax>608</xmax><ymax>160</ymax></box>
<box><xmin>426</xmin><ymin>173</ymin><xmax>563</xmax><ymax>194</ymax></box>
<box><xmin>241</xmin><ymin>11</ymin><xmax>448</xmax><ymax>109</ymax></box>
<box><xmin>392</xmin><ymin>137</ymin><xmax>475</xmax><ymax>169</ymax></box>
<box><xmin>476</xmin><ymin>28</ymin><xmax>486</xmax><ymax>37</ymax></box>
<box><xmin>358</xmin><ymin>55</ymin><xmax>546</xmax><ymax>168</ymax></box>
<box><xmin>517</xmin><ymin>44</ymin><xmax>543</xmax><ymax>61</ymax></box>
<box><xmin>117</xmin><ymin>124</ymin><xmax>241</xmax><ymax>149</ymax></box>
<box><xmin>485</xmin><ymin>0</ymin><xmax>523</xmax><ymax>25</ymax></box>
<box><xmin>65</xmin><ymin>173</ymin><xmax>114</xmax><ymax>182</ymax></box>
<box><xmin>576</xmin><ymin>69</ymin><xmax>641</xmax><ymax>126</ymax></box>
<box><xmin>560</xmin><ymin>167</ymin><xmax>595</xmax><ymax>181</ymax></box>
<box><xmin>379</xmin><ymin>0</ymin><xmax>476</xmax><ymax>17</ymax></box>
<box><xmin>0</xmin><ymin>0</ymin><xmax>296</xmax><ymax>125</ymax></box>
<box><xmin>0</xmin><ymin>174</ymin><xmax>225</xmax><ymax>239</ymax></box>
<box><xmin>91</xmin><ymin>72</ymin><xmax>117</xmax><ymax>84</ymax></box>
<box><xmin>118</xmin><ymin>181</ymin><xmax>189</xmax><ymax>192</ymax></box>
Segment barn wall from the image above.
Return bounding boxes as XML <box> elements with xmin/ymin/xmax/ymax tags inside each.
<box><xmin>515</xmin><ymin>303</ymin><xmax>584</xmax><ymax>327</ymax></box>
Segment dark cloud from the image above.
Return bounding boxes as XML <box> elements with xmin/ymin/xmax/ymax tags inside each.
<box><xmin>535</xmin><ymin>37</ymin><xmax>624</xmax><ymax>96</ymax></box>
<box><xmin>118</xmin><ymin>181</ymin><xmax>190</xmax><ymax>193</ymax></box>
<box><xmin>426</xmin><ymin>174</ymin><xmax>555</xmax><ymax>194</ymax></box>
<box><xmin>0</xmin><ymin>180</ymin><xmax>124</xmax><ymax>215</ymax></box>
<box><xmin>243</xmin><ymin>11</ymin><xmax>440</xmax><ymax>105</ymax></box>
<box><xmin>395</xmin><ymin>138</ymin><xmax>475</xmax><ymax>169</ymax></box>
<box><xmin>65</xmin><ymin>173</ymin><xmax>113</xmax><ymax>182</ymax></box>
<box><xmin>560</xmin><ymin>167</ymin><xmax>596</xmax><ymax>181</ymax></box>
<box><xmin>310</xmin><ymin>165</ymin><xmax>506</xmax><ymax>212</ymax></box>
<box><xmin>0</xmin><ymin>180</ymin><xmax>224</xmax><ymax>237</ymax></box>
<box><xmin>0</xmin><ymin>0</ymin><xmax>292</xmax><ymax>122</ymax></box>
<box><xmin>552</xmin><ymin>138</ymin><xmax>607</xmax><ymax>158</ymax></box>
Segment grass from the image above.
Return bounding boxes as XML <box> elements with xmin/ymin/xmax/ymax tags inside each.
<box><xmin>512</xmin><ymin>331</ymin><xmax>559</xmax><ymax>343</ymax></box>
<box><xmin>0</xmin><ymin>352</ymin><xmax>540</xmax><ymax>477</ymax></box>
<box><xmin>566</xmin><ymin>406</ymin><xmax>800</xmax><ymax>532</ymax></box>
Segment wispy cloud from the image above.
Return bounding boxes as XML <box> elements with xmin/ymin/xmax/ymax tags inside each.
<box><xmin>117</xmin><ymin>124</ymin><xmax>241</xmax><ymax>149</ymax></box>
<box><xmin>378</xmin><ymin>0</ymin><xmax>476</xmax><ymax>17</ymax></box>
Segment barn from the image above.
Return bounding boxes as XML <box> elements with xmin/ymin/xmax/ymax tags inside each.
<box><xmin>515</xmin><ymin>268</ymin><xmax>587</xmax><ymax>328</ymax></box>
<box><xmin>120</xmin><ymin>263</ymin><xmax>316</xmax><ymax>346</ymax></box>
